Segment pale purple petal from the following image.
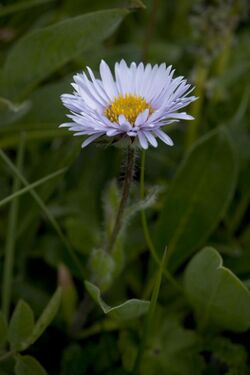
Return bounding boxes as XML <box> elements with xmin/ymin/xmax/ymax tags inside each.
<box><xmin>154</xmin><ymin>129</ymin><xmax>174</xmax><ymax>146</ymax></box>
<box><xmin>138</xmin><ymin>132</ymin><xmax>149</xmax><ymax>149</ymax></box>
<box><xmin>144</xmin><ymin>131</ymin><xmax>158</xmax><ymax>147</ymax></box>
<box><xmin>60</xmin><ymin>59</ymin><xmax>197</xmax><ymax>149</ymax></box>
<box><xmin>81</xmin><ymin>134</ymin><xmax>103</xmax><ymax>148</ymax></box>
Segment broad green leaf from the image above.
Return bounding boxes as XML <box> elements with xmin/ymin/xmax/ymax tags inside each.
<box><xmin>15</xmin><ymin>355</ymin><xmax>47</xmax><ymax>375</ymax></box>
<box><xmin>8</xmin><ymin>301</ymin><xmax>35</xmax><ymax>351</ymax></box>
<box><xmin>13</xmin><ymin>77</ymin><xmax>72</xmax><ymax>126</ymax></box>
<box><xmin>0</xmin><ymin>312</ymin><xmax>8</xmax><ymax>349</ymax></box>
<box><xmin>20</xmin><ymin>288</ymin><xmax>62</xmax><ymax>350</ymax></box>
<box><xmin>155</xmin><ymin>128</ymin><xmax>237</xmax><ymax>272</ymax></box>
<box><xmin>0</xmin><ymin>97</ymin><xmax>30</xmax><ymax>126</ymax></box>
<box><xmin>2</xmin><ymin>9</ymin><xmax>129</xmax><ymax>98</ymax></box>
<box><xmin>65</xmin><ymin>217</ymin><xmax>99</xmax><ymax>255</ymax></box>
<box><xmin>85</xmin><ymin>281</ymin><xmax>149</xmax><ymax>320</ymax></box>
<box><xmin>184</xmin><ymin>247</ymin><xmax>250</xmax><ymax>332</ymax></box>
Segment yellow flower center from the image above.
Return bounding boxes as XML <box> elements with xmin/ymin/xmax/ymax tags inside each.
<box><xmin>104</xmin><ymin>94</ymin><xmax>154</xmax><ymax>125</ymax></box>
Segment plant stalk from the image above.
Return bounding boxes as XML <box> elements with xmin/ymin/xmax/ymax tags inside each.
<box><xmin>106</xmin><ymin>146</ymin><xmax>135</xmax><ymax>253</ymax></box>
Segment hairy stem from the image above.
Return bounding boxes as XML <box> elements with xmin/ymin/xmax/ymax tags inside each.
<box><xmin>106</xmin><ymin>146</ymin><xmax>135</xmax><ymax>253</ymax></box>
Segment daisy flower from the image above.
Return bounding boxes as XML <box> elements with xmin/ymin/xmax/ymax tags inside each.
<box><xmin>60</xmin><ymin>60</ymin><xmax>197</xmax><ymax>149</ymax></box>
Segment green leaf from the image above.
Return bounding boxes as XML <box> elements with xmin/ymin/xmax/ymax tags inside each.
<box><xmin>85</xmin><ymin>281</ymin><xmax>149</xmax><ymax>320</ymax></box>
<box><xmin>0</xmin><ymin>149</ymin><xmax>85</xmax><ymax>279</ymax></box>
<box><xmin>12</xmin><ymin>77</ymin><xmax>72</xmax><ymax>127</ymax></box>
<box><xmin>15</xmin><ymin>355</ymin><xmax>47</xmax><ymax>375</ymax></box>
<box><xmin>58</xmin><ymin>264</ymin><xmax>77</xmax><ymax>327</ymax></box>
<box><xmin>20</xmin><ymin>288</ymin><xmax>62</xmax><ymax>350</ymax></box>
<box><xmin>103</xmin><ymin>180</ymin><xmax>120</xmax><ymax>236</ymax></box>
<box><xmin>0</xmin><ymin>0</ymin><xmax>55</xmax><ymax>17</ymax></box>
<box><xmin>140</xmin><ymin>314</ymin><xmax>204</xmax><ymax>375</ymax></box>
<box><xmin>0</xmin><ymin>97</ymin><xmax>30</xmax><ymax>126</ymax></box>
<box><xmin>125</xmin><ymin>186</ymin><xmax>160</xmax><ymax>222</ymax></box>
<box><xmin>155</xmin><ymin>127</ymin><xmax>237</xmax><ymax>272</ymax></box>
<box><xmin>0</xmin><ymin>168</ymin><xmax>66</xmax><ymax>209</ymax></box>
<box><xmin>65</xmin><ymin>217</ymin><xmax>99</xmax><ymax>255</ymax></box>
<box><xmin>206</xmin><ymin>337</ymin><xmax>247</xmax><ymax>374</ymax></box>
<box><xmin>119</xmin><ymin>331</ymin><xmax>138</xmax><ymax>372</ymax></box>
<box><xmin>127</xmin><ymin>0</ymin><xmax>146</xmax><ymax>10</ymax></box>
<box><xmin>2</xmin><ymin>8</ymin><xmax>129</xmax><ymax>98</ymax></box>
<box><xmin>61</xmin><ymin>345</ymin><xmax>87</xmax><ymax>375</ymax></box>
<box><xmin>89</xmin><ymin>249</ymin><xmax>115</xmax><ymax>291</ymax></box>
<box><xmin>0</xmin><ymin>312</ymin><xmax>8</xmax><ymax>349</ymax></box>
<box><xmin>184</xmin><ymin>247</ymin><xmax>250</xmax><ymax>332</ymax></box>
<box><xmin>8</xmin><ymin>301</ymin><xmax>35</xmax><ymax>351</ymax></box>
<box><xmin>132</xmin><ymin>248</ymin><xmax>168</xmax><ymax>373</ymax></box>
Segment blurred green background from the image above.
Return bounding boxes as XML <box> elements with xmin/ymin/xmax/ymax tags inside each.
<box><xmin>0</xmin><ymin>0</ymin><xmax>250</xmax><ymax>374</ymax></box>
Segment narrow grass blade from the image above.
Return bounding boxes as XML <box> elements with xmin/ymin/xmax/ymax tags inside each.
<box><xmin>0</xmin><ymin>168</ymin><xmax>66</xmax><ymax>208</ymax></box>
<box><xmin>133</xmin><ymin>247</ymin><xmax>168</xmax><ymax>374</ymax></box>
<box><xmin>0</xmin><ymin>149</ymin><xmax>85</xmax><ymax>279</ymax></box>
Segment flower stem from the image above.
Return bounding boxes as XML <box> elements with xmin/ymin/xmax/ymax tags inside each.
<box><xmin>106</xmin><ymin>147</ymin><xmax>135</xmax><ymax>253</ymax></box>
<box><xmin>1</xmin><ymin>133</ymin><xmax>25</xmax><ymax>320</ymax></box>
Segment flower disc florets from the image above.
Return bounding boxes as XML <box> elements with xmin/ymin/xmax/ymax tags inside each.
<box><xmin>105</xmin><ymin>94</ymin><xmax>154</xmax><ymax>125</ymax></box>
<box><xmin>60</xmin><ymin>60</ymin><xmax>197</xmax><ymax>149</ymax></box>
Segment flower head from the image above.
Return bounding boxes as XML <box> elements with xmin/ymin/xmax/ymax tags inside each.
<box><xmin>60</xmin><ymin>60</ymin><xmax>197</xmax><ymax>149</ymax></box>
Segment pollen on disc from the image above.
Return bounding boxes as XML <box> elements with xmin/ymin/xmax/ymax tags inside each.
<box><xmin>105</xmin><ymin>94</ymin><xmax>154</xmax><ymax>124</ymax></box>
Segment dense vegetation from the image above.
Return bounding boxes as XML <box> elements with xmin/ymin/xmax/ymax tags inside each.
<box><xmin>0</xmin><ymin>0</ymin><xmax>250</xmax><ymax>374</ymax></box>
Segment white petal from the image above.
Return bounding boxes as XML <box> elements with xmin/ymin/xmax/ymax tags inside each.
<box><xmin>127</xmin><ymin>131</ymin><xmax>137</xmax><ymax>137</ymax></box>
<box><xmin>135</xmin><ymin>109</ymin><xmax>149</xmax><ymax>126</ymax></box>
<box><xmin>135</xmin><ymin>62</ymin><xmax>144</xmax><ymax>96</ymax></box>
<box><xmin>144</xmin><ymin>131</ymin><xmax>158</xmax><ymax>147</ymax></box>
<box><xmin>60</xmin><ymin>60</ymin><xmax>197</xmax><ymax>149</ymax></box>
<box><xmin>118</xmin><ymin>114</ymin><xmax>129</xmax><ymax>125</ymax></box>
<box><xmin>81</xmin><ymin>134</ymin><xmax>103</xmax><ymax>148</ymax></box>
<box><xmin>106</xmin><ymin>129</ymin><xmax>119</xmax><ymax>136</ymax></box>
<box><xmin>86</xmin><ymin>66</ymin><xmax>110</xmax><ymax>104</ymax></box>
<box><xmin>154</xmin><ymin>129</ymin><xmax>174</xmax><ymax>146</ymax></box>
<box><xmin>165</xmin><ymin>112</ymin><xmax>194</xmax><ymax>120</ymax></box>
<box><xmin>137</xmin><ymin>132</ymin><xmax>148</xmax><ymax>149</ymax></box>
<box><xmin>99</xmin><ymin>60</ymin><xmax>118</xmax><ymax>100</ymax></box>
<box><xmin>115</xmin><ymin>59</ymin><xmax>129</xmax><ymax>95</ymax></box>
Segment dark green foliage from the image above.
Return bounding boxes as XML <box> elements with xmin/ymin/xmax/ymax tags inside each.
<box><xmin>0</xmin><ymin>0</ymin><xmax>250</xmax><ymax>374</ymax></box>
<box><xmin>155</xmin><ymin>127</ymin><xmax>237</xmax><ymax>271</ymax></box>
